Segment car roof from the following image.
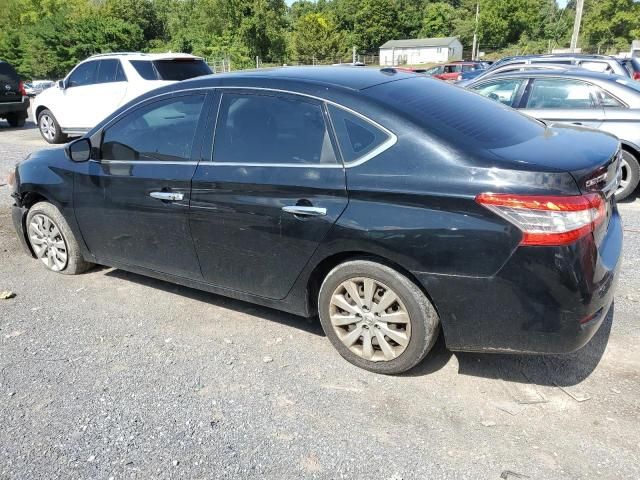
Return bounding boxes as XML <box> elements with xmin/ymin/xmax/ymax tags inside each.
<box><xmin>471</xmin><ymin>68</ymin><xmax>623</xmax><ymax>82</ymax></box>
<box><xmin>85</xmin><ymin>52</ymin><xmax>204</xmax><ymax>62</ymax></box>
<box><xmin>177</xmin><ymin>66</ymin><xmax>418</xmax><ymax>92</ymax></box>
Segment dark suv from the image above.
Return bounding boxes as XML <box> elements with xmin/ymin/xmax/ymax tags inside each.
<box><xmin>9</xmin><ymin>67</ymin><xmax>623</xmax><ymax>374</ymax></box>
<box><xmin>0</xmin><ymin>60</ymin><xmax>29</xmax><ymax>127</ymax></box>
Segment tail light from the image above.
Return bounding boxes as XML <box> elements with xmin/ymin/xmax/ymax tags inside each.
<box><xmin>476</xmin><ymin>193</ymin><xmax>606</xmax><ymax>246</ymax></box>
<box><xmin>18</xmin><ymin>81</ymin><xmax>27</xmax><ymax>96</ymax></box>
<box><xmin>633</xmin><ymin>72</ymin><xmax>640</xmax><ymax>81</ymax></box>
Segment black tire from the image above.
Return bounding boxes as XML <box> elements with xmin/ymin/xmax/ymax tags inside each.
<box><xmin>6</xmin><ymin>113</ymin><xmax>26</xmax><ymax>128</ymax></box>
<box><xmin>318</xmin><ymin>260</ymin><xmax>440</xmax><ymax>374</ymax></box>
<box><xmin>37</xmin><ymin>109</ymin><xmax>67</xmax><ymax>144</ymax></box>
<box><xmin>26</xmin><ymin>202</ymin><xmax>93</xmax><ymax>275</ymax></box>
<box><xmin>616</xmin><ymin>150</ymin><xmax>640</xmax><ymax>201</ymax></box>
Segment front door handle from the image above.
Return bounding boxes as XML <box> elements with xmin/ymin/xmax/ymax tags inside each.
<box><xmin>150</xmin><ymin>191</ymin><xmax>184</xmax><ymax>201</ymax></box>
<box><xmin>282</xmin><ymin>205</ymin><xmax>327</xmax><ymax>217</ymax></box>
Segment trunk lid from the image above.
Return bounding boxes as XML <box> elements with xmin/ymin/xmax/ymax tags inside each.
<box><xmin>0</xmin><ymin>62</ymin><xmax>22</xmax><ymax>103</ymax></box>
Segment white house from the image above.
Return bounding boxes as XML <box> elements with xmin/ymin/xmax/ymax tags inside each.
<box><xmin>379</xmin><ymin>37</ymin><xmax>463</xmax><ymax>66</ymax></box>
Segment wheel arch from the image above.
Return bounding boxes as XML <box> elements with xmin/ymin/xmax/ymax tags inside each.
<box><xmin>34</xmin><ymin>105</ymin><xmax>48</xmax><ymax>120</ymax></box>
<box><xmin>620</xmin><ymin>140</ymin><xmax>640</xmax><ymax>160</ymax></box>
<box><xmin>305</xmin><ymin>251</ymin><xmax>445</xmax><ymax>336</ymax></box>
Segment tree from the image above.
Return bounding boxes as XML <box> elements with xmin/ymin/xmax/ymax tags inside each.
<box><xmin>581</xmin><ymin>0</ymin><xmax>640</xmax><ymax>52</ymax></box>
<box><xmin>420</xmin><ymin>2</ymin><xmax>457</xmax><ymax>38</ymax></box>
<box><xmin>291</xmin><ymin>12</ymin><xmax>344</xmax><ymax>62</ymax></box>
<box><xmin>351</xmin><ymin>0</ymin><xmax>401</xmax><ymax>52</ymax></box>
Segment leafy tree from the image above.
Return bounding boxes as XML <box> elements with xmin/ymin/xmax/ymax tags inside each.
<box><xmin>420</xmin><ymin>2</ymin><xmax>457</xmax><ymax>38</ymax></box>
<box><xmin>351</xmin><ymin>0</ymin><xmax>401</xmax><ymax>52</ymax></box>
<box><xmin>291</xmin><ymin>13</ymin><xmax>344</xmax><ymax>61</ymax></box>
<box><xmin>581</xmin><ymin>0</ymin><xmax>640</xmax><ymax>52</ymax></box>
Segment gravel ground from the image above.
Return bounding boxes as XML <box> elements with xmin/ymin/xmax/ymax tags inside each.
<box><xmin>1</xmin><ymin>118</ymin><xmax>639</xmax><ymax>480</ymax></box>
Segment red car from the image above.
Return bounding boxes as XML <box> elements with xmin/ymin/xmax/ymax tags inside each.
<box><xmin>425</xmin><ymin>62</ymin><xmax>484</xmax><ymax>81</ymax></box>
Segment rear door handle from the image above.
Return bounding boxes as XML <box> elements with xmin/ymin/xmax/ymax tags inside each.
<box><xmin>282</xmin><ymin>206</ymin><xmax>327</xmax><ymax>217</ymax></box>
<box><xmin>150</xmin><ymin>191</ymin><xmax>184</xmax><ymax>201</ymax></box>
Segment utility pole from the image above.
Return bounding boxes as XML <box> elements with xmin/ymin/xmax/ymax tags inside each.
<box><xmin>471</xmin><ymin>2</ymin><xmax>479</xmax><ymax>61</ymax></box>
<box><xmin>352</xmin><ymin>46</ymin><xmax>356</xmax><ymax>64</ymax></box>
<box><xmin>570</xmin><ymin>0</ymin><xmax>584</xmax><ymax>53</ymax></box>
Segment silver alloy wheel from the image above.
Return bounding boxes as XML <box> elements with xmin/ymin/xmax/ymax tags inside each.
<box><xmin>329</xmin><ymin>277</ymin><xmax>411</xmax><ymax>362</ymax></box>
<box><xmin>617</xmin><ymin>155</ymin><xmax>631</xmax><ymax>196</ymax></box>
<box><xmin>27</xmin><ymin>213</ymin><xmax>68</xmax><ymax>271</ymax></box>
<box><xmin>39</xmin><ymin>114</ymin><xmax>55</xmax><ymax>142</ymax></box>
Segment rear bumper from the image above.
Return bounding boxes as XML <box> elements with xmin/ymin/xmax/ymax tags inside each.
<box><xmin>417</xmin><ymin>207</ymin><xmax>623</xmax><ymax>354</ymax></box>
<box><xmin>11</xmin><ymin>204</ymin><xmax>33</xmax><ymax>256</ymax></box>
<box><xmin>0</xmin><ymin>97</ymin><xmax>29</xmax><ymax>116</ymax></box>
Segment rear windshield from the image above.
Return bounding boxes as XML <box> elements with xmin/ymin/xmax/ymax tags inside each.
<box><xmin>130</xmin><ymin>59</ymin><xmax>212</xmax><ymax>81</ymax></box>
<box><xmin>366</xmin><ymin>76</ymin><xmax>545</xmax><ymax>149</ymax></box>
<box><xmin>0</xmin><ymin>62</ymin><xmax>19</xmax><ymax>80</ymax></box>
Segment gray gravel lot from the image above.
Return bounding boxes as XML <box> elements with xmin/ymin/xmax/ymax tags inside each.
<box><xmin>1</xmin><ymin>118</ymin><xmax>639</xmax><ymax>480</ymax></box>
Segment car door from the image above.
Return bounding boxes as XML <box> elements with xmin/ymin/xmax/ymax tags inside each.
<box><xmin>56</xmin><ymin>60</ymin><xmax>100</xmax><ymax>128</ymax></box>
<box><xmin>81</xmin><ymin>59</ymin><xmax>129</xmax><ymax>127</ymax></box>
<box><xmin>73</xmin><ymin>92</ymin><xmax>209</xmax><ymax>278</ymax></box>
<box><xmin>189</xmin><ymin>89</ymin><xmax>348</xmax><ymax>300</ymax></box>
<box><xmin>520</xmin><ymin>77</ymin><xmax>605</xmax><ymax>128</ymax></box>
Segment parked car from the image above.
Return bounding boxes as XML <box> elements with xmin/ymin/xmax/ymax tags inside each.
<box><xmin>425</xmin><ymin>61</ymin><xmax>485</xmax><ymax>81</ymax></box>
<box><xmin>459</xmin><ymin>54</ymin><xmax>631</xmax><ymax>85</ymax></box>
<box><xmin>32</xmin><ymin>52</ymin><xmax>212</xmax><ymax>144</ymax></box>
<box><xmin>619</xmin><ymin>57</ymin><xmax>640</xmax><ymax>80</ymax></box>
<box><xmin>467</xmin><ymin>69</ymin><xmax>640</xmax><ymax>199</ymax></box>
<box><xmin>0</xmin><ymin>60</ymin><xmax>29</xmax><ymax>128</ymax></box>
<box><xmin>456</xmin><ymin>63</ymin><xmax>573</xmax><ymax>83</ymax></box>
<box><xmin>10</xmin><ymin>67</ymin><xmax>622</xmax><ymax>374</ymax></box>
<box><xmin>24</xmin><ymin>80</ymin><xmax>55</xmax><ymax>97</ymax></box>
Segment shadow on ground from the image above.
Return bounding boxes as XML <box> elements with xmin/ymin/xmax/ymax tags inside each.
<box><xmin>105</xmin><ymin>268</ymin><xmax>325</xmax><ymax>337</ymax></box>
<box><xmin>105</xmin><ymin>267</ymin><xmax>612</xmax><ymax>387</ymax></box>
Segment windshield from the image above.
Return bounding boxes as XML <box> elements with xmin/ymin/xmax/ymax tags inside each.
<box><xmin>366</xmin><ymin>76</ymin><xmax>545</xmax><ymax>149</ymax></box>
<box><xmin>130</xmin><ymin>59</ymin><xmax>212</xmax><ymax>81</ymax></box>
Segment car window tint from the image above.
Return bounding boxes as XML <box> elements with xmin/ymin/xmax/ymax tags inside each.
<box><xmin>152</xmin><ymin>59</ymin><xmax>212</xmax><ymax>80</ymax></box>
<box><xmin>213</xmin><ymin>93</ymin><xmax>337</xmax><ymax>165</ymax></box>
<box><xmin>366</xmin><ymin>76</ymin><xmax>545</xmax><ymax>149</ymax></box>
<box><xmin>130</xmin><ymin>60</ymin><xmax>158</xmax><ymax>80</ymax></box>
<box><xmin>68</xmin><ymin>61</ymin><xmax>98</xmax><ymax>87</ymax></box>
<box><xmin>96</xmin><ymin>60</ymin><xmax>126</xmax><ymax>84</ymax></box>
<box><xmin>102</xmin><ymin>95</ymin><xmax>205</xmax><ymax>162</ymax></box>
<box><xmin>471</xmin><ymin>79</ymin><xmax>525</xmax><ymax>107</ymax></box>
<box><xmin>328</xmin><ymin>105</ymin><xmax>389</xmax><ymax>163</ymax></box>
<box><xmin>527</xmin><ymin>79</ymin><xmax>595</xmax><ymax>109</ymax></box>
<box><xmin>595</xmin><ymin>87</ymin><xmax>624</xmax><ymax>108</ymax></box>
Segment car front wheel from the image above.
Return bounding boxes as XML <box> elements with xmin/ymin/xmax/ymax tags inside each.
<box><xmin>26</xmin><ymin>202</ymin><xmax>93</xmax><ymax>274</ymax></box>
<box><xmin>37</xmin><ymin>109</ymin><xmax>67</xmax><ymax>144</ymax></box>
<box><xmin>318</xmin><ymin>260</ymin><xmax>440</xmax><ymax>374</ymax></box>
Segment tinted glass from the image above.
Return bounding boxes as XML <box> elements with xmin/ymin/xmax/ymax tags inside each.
<box><xmin>527</xmin><ymin>79</ymin><xmax>595</xmax><ymax>109</ymax></box>
<box><xmin>213</xmin><ymin>93</ymin><xmax>337</xmax><ymax>165</ymax></box>
<box><xmin>366</xmin><ymin>76</ymin><xmax>544</xmax><ymax>149</ymax></box>
<box><xmin>130</xmin><ymin>60</ymin><xmax>157</xmax><ymax>80</ymax></box>
<box><xmin>68</xmin><ymin>61</ymin><xmax>98</xmax><ymax>87</ymax></box>
<box><xmin>96</xmin><ymin>59</ymin><xmax>126</xmax><ymax>84</ymax></box>
<box><xmin>471</xmin><ymin>78</ymin><xmax>526</xmax><ymax>107</ymax></box>
<box><xmin>102</xmin><ymin>95</ymin><xmax>204</xmax><ymax>162</ymax></box>
<box><xmin>152</xmin><ymin>59</ymin><xmax>212</xmax><ymax>80</ymax></box>
<box><xmin>328</xmin><ymin>105</ymin><xmax>389</xmax><ymax>163</ymax></box>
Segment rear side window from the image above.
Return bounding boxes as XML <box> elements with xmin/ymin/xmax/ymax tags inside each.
<box><xmin>328</xmin><ymin>105</ymin><xmax>390</xmax><ymax>163</ymax></box>
<box><xmin>96</xmin><ymin>59</ymin><xmax>126</xmax><ymax>84</ymax></box>
<box><xmin>68</xmin><ymin>61</ymin><xmax>98</xmax><ymax>87</ymax></box>
<box><xmin>130</xmin><ymin>59</ymin><xmax>212</xmax><ymax>81</ymax></box>
<box><xmin>213</xmin><ymin>93</ymin><xmax>337</xmax><ymax>165</ymax></box>
<box><xmin>526</xmin><ymin>79</ymin><xmax>595</xmax><ymax>109</ymax></box>
<box><xmin>594</xmin><ymin>87</ymin><xmax>625</xmax><ymax>108</ymax></box>
<box><xmin>102</xmin><ymin>95</ymin><xmax>205</xmax><ymax>162</ymax></box>
<box><xmin>366</xmin><ymin>76</ymin><xmax>544</xmax><ymax>149</ymax></box>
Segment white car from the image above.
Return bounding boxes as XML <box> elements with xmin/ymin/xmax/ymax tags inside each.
<box><xmin>33</xmin><ymin>52</ymin><xmax>212</xmax><ymax>143</ymax></box>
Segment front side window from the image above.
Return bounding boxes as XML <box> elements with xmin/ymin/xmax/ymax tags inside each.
<box><xmin>102</xmin><ymin>95</ymin><xmax>205</xmax><ymax>162</ymax></box>
<box><xmin>212</xmin><ymin>93</ymin><xmax>337</xmax><ymax>165</ymax></box>
<box><xmin>328</xmin><ymin>105</ymin><xmax>390</xmax><ymax>163</ymax></box>
<box><xmin>526</xmin><ymin>79</ymin><xmax>595</xmax><ymax>109</ymax></box>
<box><xmin>68</xmin><ymin>61</ymin><xmax>99</xmax><ymax>88</ymax></box>
<box><xmin>471</xmin><ymin>78</ymin><xmax>526</xmax><ymax>107</ymax></box>
<box><xmin>95</xmin><ymin>59</ymin><xmax>126</xmax><ymax>84</ymax></box>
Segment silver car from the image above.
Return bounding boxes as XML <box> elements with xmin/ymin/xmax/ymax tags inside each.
<box><xmin>466</xmin><ymin>69</ymin><xmax>640</xmax><ymax>199</ymax></box>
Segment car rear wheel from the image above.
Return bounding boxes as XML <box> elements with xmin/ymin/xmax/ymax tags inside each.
<box><xmin>26</xmin><ymin>202</ymin><xmax>93</xmax><ymax>274</ymax></box>
<box><xmin>318</xmin><ymin>260</ymin><xmax>439</xmax><ymax>374</ymax></box>
<box><xmin>38</xmin><ymin>109</ymin><xmax>67</xmax><ymax>144</ymax></box>
<box><xmin>616</xmin><ymin>150</ymin><xmax>640</xmax><ymax>201</ymax></box>
<box><xmin>6</xmin><ymin>113</ymin><xmax>26</xmax><ymax>128</ymax></box>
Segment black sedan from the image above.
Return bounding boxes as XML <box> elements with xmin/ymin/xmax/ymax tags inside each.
<box><xmin>8</xmin><ymin>67</ymin><xmax>623</xmax><ymax>374</ymax></box>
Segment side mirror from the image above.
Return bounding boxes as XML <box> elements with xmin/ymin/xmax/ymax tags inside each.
<box><xmin>57</xmin><ymin>79</ymin><xmax>66</xmax><ymax>90</ymax></box>
<box><xmin>67</xmin><ymin>138</ymin><xmax>92</xmax><ymax>162</ymax></box>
